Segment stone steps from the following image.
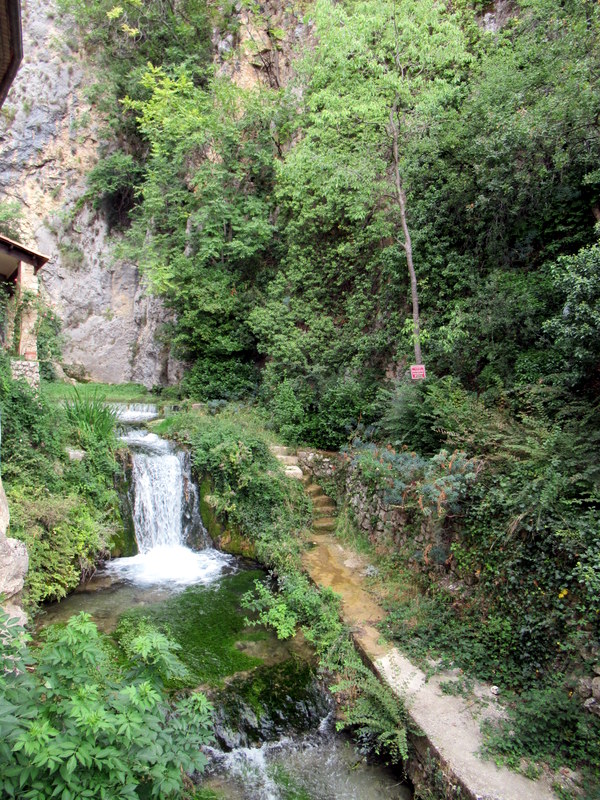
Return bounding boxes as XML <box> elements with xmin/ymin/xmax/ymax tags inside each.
<box><xmin>312</xmin><ymin>494</ymin><xmax>334</xmax><ymax>508</ymax></box>
<box><xmin>305</xmin><ymin>483</ymin><xmax>323</xmax><ymax>496</ymax></box>
<box><xmin>314</xmin><ymin>503</ymin><xmax>336</xmax><ymax>516</ymax></box>
<box><xmin>269</xmin><ymin>444</ymin><xmax>337</xmax><ymax>526</ymax></box>
<box><xmin>313</xmin><ymin>516</ymin><xmax>337</xmax><ymax>532</ymax></box>
<box><xmin>270</xmin><ymin>445</ymin><xmax>291</xmax><ymax>457</ymax></box>
<box><xmin>269</xmin><ymin>444</ymin><xmax>305</xmax><ymax>481</ymax></box>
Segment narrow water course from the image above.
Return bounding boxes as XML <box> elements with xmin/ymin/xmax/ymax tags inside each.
<box><xmin>41</xmin><ymin>403</ymin><xmax>411</xmax><ymax>800</ymax></box>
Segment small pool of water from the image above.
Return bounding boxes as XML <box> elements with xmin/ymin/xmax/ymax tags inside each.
<box><xmin>38</xmin><ymin>546</ymin><xmax>236</xmax><ymax>632</ymax></box>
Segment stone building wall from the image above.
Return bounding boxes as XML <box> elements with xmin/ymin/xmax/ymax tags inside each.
<box><xmin>15</xmin><ymin>261</ymin><xmax>38</xmax><ymax>358</ymax></box>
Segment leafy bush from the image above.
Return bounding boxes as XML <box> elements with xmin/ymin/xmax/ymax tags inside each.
<box><xmin>35</xmin><ymin>304</ymin><xmax>64</xmax><ymax>381</ymax></box>
<box><xmin>483</xmin><ymin>682</ymin><xmax>600</xmax><ymax>773</ymax></box>
<box><xmin>86</xmin><ymin>151</ymin><xmax>143</xmax><ymax>229</ymax></box>
<box><xmin>0</xmin><ymin>610</ymin><xmax>213</xmax><ymax>799</ymax></box>
<box><xmin>183</xmin><ymin>357</ymin><xmax>258</xmax><ymax>402</ymax></box>
<box><xmin>267</xmin><ymin>372</ymin><xmax>381</xmax><ymax>449</ymax></box>
<box><xmin>6</xmin><ymin>487</ymin><xmax>113</xmax><ymax>605</ymax></box>
<box><xmin>270</xmin><ymin>379</ymin><xmax>305</xmax><ymax>444</ymax></box>
<box><xmin>0</xmin><ymin>366</ymin><xmax>122</xmax><ymax>608</ymax></box>
<box><xmin>0</xmin><ymin>354</ymin><xmax>65</xmax><ymax>487</ymax></box>
<box><xmin>352</xmin><ymin>443</ymin><xmax>478</xmax><ymax>523</ymax></box>
<box><xmin>543</xmin><ymin>243</ymin><xmax>600</xmax><ymax>387</ymax></box>
<box><xmin>0</xmin><ymin>199</ymin><xmax>25</xmax><ymax>239</ymax></box>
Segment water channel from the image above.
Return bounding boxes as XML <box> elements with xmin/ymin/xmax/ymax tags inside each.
<box><xmin>40</xmin><ymin>404</ymin><xmax>412</xmax><ymax>800</ymax></box>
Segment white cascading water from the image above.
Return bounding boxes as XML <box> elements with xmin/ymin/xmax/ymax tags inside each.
<box><xmin>103</xmin><ymin>405</ymin><xmax>233</xmax><ymax>587</ymax></box>
<box><xmin>132</xmin><ymin>450</ymin><xmax>183</xmax><ymax>551</ymax></box>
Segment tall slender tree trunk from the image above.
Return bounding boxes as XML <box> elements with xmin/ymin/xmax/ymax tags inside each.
<box><xmin>390</xmin><ymin>102</ymin><xmax>422</xmax><ymax>365</ymax></box>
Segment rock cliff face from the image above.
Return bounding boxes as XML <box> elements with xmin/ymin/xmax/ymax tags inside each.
<box><xmin>0</xmin><ymin>0</ymin><xmax>302</xmax><ymax>386</ymax></box>
<box><xmin>0</xmin><ymin>0</ymin><xmax>182</xmax><ymax>386</ymax></box>
<box><xmin>0</xmin><ymin>479</ymin><xmax>28</xmax><ymax>626</ymax></box>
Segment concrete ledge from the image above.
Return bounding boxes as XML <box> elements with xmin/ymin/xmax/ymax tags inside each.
<box><xmin>375</xmin><ymin>648</ymin><xmax>557</xmax><ymax>800</ymax></box>
<box><xmin>303</xmin><ymin>533</ymin><xmax>560</xmax><ymax>800</ymax></box>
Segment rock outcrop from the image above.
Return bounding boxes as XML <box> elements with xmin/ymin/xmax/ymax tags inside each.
<box><xmin>0</xmin><ymin>480</ymin><xmax>28</xmax><ymax>626</ymax></box>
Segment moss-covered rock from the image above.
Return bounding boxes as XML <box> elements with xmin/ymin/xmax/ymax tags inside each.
<box><xmin>199</xmin><ymin>475</ymin><xmax>256</xmax><ymax>558</ymax></box>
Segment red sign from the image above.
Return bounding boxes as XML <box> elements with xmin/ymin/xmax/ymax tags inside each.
<box><xmin>410</xmin><ymin>364</ymin><xmax>426</xmax><ymax>380</ymax></box>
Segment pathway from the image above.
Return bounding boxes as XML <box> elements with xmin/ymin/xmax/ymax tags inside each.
<box><xmin>270</xmin><ymin>445</ymin><xmax>562</xmax><ymax>800</ymax></box>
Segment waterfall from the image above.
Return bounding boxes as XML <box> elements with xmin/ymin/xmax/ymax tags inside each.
<box><xmin>132</xmin><ymin>452</ymin><xmax>184</xmax><ymax>551</ymax></box>
<box><xmin>103</xmin><ymin>413</ymin><xmax>232</xmax><ymax>587</ymax></box>
<box><xmin>110</xmin><ymin>403</ymin><xmax>159</xmax><ymax>424</ymax></box>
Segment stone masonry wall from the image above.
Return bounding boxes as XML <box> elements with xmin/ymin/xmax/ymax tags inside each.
<box><xmin>10</xmin><ymin>357</ymin><xmax>40</xmax><ymax>389</ymax></box>
<box><xmin>298</xmin><ymin>448</ymin><xmax>451</xmax><ymax>573</ymax></box>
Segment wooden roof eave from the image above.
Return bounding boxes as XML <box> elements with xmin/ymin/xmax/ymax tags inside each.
<box><xmin>0</xmin><ymin>0</ymin><xmax>23</xmax><ymax>109</ymax></box>
<box><xmin>0</xmin><ymin>234</ymin><xmax>50</xmax><ymax>274</ymax></box>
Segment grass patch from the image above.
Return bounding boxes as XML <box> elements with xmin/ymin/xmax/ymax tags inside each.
<box><xmin>333</xmin><ymin>503</ymin><xmax>374</xmax><ymax>555</ymax></box>
<box><xmin>155</xmin><ymin>402</ymin><xmax>283</xmax><ymax>446</ymax></box>
<box><xmin>42</xmin><ymin>380</ymin><xmax>157</xmax><ymax>404</ymax></box>
<box><xmin>64</xmin><ymin>386</ymin><xmax>119</xmax><ymax>446</ymax></box>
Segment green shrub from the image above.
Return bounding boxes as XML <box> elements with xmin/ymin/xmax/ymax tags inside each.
<box><xmin>86</xmin><ymin>151</ymin><xmax>143</xmax><ymax>229</ymax></box>
<box><xmin>6</xmin><ymin>487</ymin><xmax>113</xmax><ymax>605</ymax></box>
<box><xmin>183</xmin><ymin>357</ymin><xmax>258</xmax><ymax>402</ymax></box>
<box><xmin>270</xmin><ymin>379</ymin><xmax>305</xmax><ymax>444</ymax></box>
<box><xmin>35</xmin><ymin>304</ymin><xmax>64</xmax><ymax>381</ymax></box>
<box><xmin>0</xmin><ymin>610</ymin><xmax>213</xmax><ymax>799</ymax></box>
<box><xmin>483</xmin><ymin>682</ymin><xmax>600</xmax><ymax>773</ymax></box>
<box><xmin>0</xmin><ymin>368</ymin><xmax>122</xmax><ymax>608</ymax></box>
<box><xmin>0</xmin><ymin>199</ymin><xmax>25</xmax><ymax>239</ymax></box>
<box><xmin>0</xmin><ymin>355</ymin><xmax>66</xmax><ymax>487</ymax></box>
<box><xmin>267</xmin><ymin>372</ymin><xmax>380</xmax><ymax>449</ymax></box>
<box><xmin>543</xmin><ymin>243</ymin><xmax>600</xmax><ymax>388</ymax></box>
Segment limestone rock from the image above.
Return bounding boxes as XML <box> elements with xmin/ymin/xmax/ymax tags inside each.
<box><xmin>592</xmin><ymin>676</ymin><xmax>600</xmax><ymax>701</ymax></box>
<box><xmin>0</xmin><ymin>481</ymin><xmax>28</xmax><ymax>626</ymax></box>
<box><xmin>66</xmin><ymin>447</ymin><xmax>86</xmax><ymax>462</ymax></box>
<box><xmin>0</xmin><ymin>479</ymin><xmax>9</xmax><ymax>537</ymax></box>
<box><xmin>577</xmin><ymin>676</ymin><xmax>593</xmax><ymax>699</ymax></box>
<box><xmin>0</xmin><ymin>536</ymin><xmax>28</xmax><ymax>599</ymax></box>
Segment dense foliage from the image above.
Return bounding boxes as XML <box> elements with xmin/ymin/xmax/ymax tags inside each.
<box><xmin>52</xmin><ymin>0</ymin><xmax>600</xmax><ymax>783</ymax></box>
<box><xmin>0</xmin><ymin>358</ymin><xmax>122</xmax><ymax>605</ymax></box>
<box><xmin>0</xmin><ymin>610</ymin><xmax>213</xmax><ymax>799</ymax></box>
<box><xmin>60</xmin><ymin>0</ymin><xmax>600</xmax><ymax>435</ymax></box>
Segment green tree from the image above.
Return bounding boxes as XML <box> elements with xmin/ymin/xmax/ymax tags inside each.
<box><xmin>122</xmin><ymin>67</ymin><xmax>278</xmax><ymax>370</ymax></box>
<box><xmin>543</xmin><ymin>242</ymin><xmax>600</xmax><ymax>386</ymax></box>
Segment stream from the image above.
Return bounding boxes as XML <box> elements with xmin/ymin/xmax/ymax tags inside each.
<box><xmin>40</xmin><ymin>404</ymin><xmax>412</xmax><ymax>800</ymax></box>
